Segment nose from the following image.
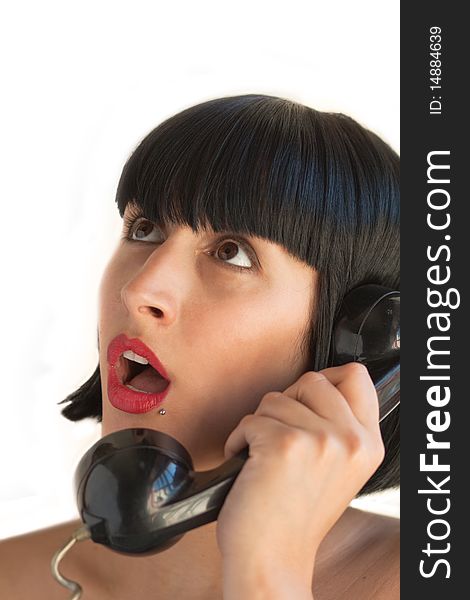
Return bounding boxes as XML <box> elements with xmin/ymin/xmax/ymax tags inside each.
<box><xmin>121</xmin><ymin>237</ymin><xmax>189</xmax><ymax>326</ymax></box>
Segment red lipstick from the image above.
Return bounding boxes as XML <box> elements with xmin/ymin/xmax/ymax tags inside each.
<box><xmin>107</xmin><ymin>333</ymin><xmax>171</xmax><ymax>414</ymax></box>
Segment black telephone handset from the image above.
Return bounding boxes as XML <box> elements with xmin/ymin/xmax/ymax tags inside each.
<box><xmin>74</xmin><ymin>284</ymin><xmax>400</xmax><ymax>556</ymax></box>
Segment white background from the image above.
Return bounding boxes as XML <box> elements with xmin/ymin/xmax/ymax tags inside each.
<box><xmin>0</xmin><ymin>0</ymin><xmax>400</xmax><ymax>539</ymax></box>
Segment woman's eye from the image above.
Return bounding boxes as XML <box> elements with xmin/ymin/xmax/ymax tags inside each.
<box><xmin>214</xmin><ymin>239</ymin><xmax>253</xmax><ymax>270</ymax></box>
<box><xmin>123</xmin><ymin>216</ymin><xmax>256</xmax><ymax>273</ymax></box>
<box><xmin>124</xmin><ymin>217</ymin><xmax>162</xmax><ymax>243</ymax></box>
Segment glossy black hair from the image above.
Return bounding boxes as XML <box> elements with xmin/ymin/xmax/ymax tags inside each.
<box><xmin>58</xmin><ymin>93</ymin><xmax>399</xmax><ymax>496</ymax></box>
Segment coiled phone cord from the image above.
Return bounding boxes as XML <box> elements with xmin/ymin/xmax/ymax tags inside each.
<box><xmin>50</xmin><ymin>525</ymin><xmax>91</xmax><ymax>599</ymax></box>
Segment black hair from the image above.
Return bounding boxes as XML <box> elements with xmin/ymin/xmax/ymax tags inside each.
<box><xmin>58</xmin><ymin>93</ymin><xmax>399</xmax><ymax>496</ymax></box>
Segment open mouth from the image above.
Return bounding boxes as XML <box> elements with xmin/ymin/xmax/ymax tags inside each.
<box><xmin>115</xmin><ymin>354</ymin><xmax>170</xmax><ymax>395</ymax></box>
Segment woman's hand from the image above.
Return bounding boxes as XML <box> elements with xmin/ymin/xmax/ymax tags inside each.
<box><xmin>217</xmin><ymin>363</ymin><xmax>385</xmax><ymax>596</ymax></box>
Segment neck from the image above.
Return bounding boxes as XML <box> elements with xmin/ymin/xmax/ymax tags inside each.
<box><xmin>76</xmin><ymin>519</ymin><xmax>224</xmax><ymax>600</ymax></box>
<box><xmin>74</xmin><ymin>507</ymin><xmax>367</xmax><ymax>599</ymax></box>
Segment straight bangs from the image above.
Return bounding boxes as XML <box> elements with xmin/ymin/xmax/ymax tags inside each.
<box><xmin>115</xmin><ymin>94</ymin><xmax>398</xmax><ymax>277</ymax></box>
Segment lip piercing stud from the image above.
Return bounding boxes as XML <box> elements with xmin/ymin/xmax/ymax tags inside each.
<box><xmin>159</xmin><ymin>408</ymin><xmax>166</xmax><ymax>415</ymax></box>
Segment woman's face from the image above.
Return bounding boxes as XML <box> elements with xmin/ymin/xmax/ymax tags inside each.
<box><xmin>98</xmin><ymin>203</ymin><xmax>317</xmax><ymax>469</ymax></box>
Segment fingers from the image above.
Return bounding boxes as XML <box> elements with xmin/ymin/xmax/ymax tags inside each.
<box><xmin>255</xmin><ymin>392</ymin><xmax>332</xmax><ymax>437</ymax></box>
<box><xmin>319</xmin><ymin>363</ymin><xmax>380</xmax><ymax>427</ymax></box>
<box><xmin>224</xmin><ymin>363</ymin><xmax>381</xmax><ymax>460</ymax></box>
<box><xmin>224</xmin><ymin>414</ymin><xmax>292</xmax><ymax>459</ymax></box>
<box><xmin>224</xmin><ymin>387</ymin><xmax>355</xmax><ymax>459</ymax></box>
<box><xmin>282</xmin><ymin>363</ymin><xmax>379</xmax><ymax>429</ymax></box>
<box><xmin>281</xmin><ymin>371</ymin><xmax>355</xmax><ymax>424</ymax></box>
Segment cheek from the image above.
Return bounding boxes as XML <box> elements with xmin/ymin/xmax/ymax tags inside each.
<box><xmin>185</xmin><ymin>290</ymin><xmax>311</xmax><ymax>399</ymax></box>
<box><xmin>98</xmin><ymin>254</ymin><xmax>128</xmax><ymax>323</ymax></box>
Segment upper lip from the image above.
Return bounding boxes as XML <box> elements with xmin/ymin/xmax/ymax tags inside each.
<box><xmin>107</xmin><ymin>333</ymin><xmax>170</xmax><ymax>382</ymax></box>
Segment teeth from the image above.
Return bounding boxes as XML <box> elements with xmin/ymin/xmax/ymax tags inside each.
<box><xmin>125</xmin><ymin>383</ymin><xmax>149</xmax><ymax>393</ymax></box>
<box><xmin>122</xmin><ymin>350</ymin><xmax>149</xmax><ymax>365</ymax></box>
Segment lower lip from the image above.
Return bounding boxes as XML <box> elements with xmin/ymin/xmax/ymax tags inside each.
<box><xmin>107</xmin><ymin>364</ymin><xmax>170</xmax><ymax>414</ymax></box>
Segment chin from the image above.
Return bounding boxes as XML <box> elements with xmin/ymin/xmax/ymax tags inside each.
<box><xmin>100</xmin><ymin>406</ymin><xmax>164</xmax><ymax>436</ymax></box>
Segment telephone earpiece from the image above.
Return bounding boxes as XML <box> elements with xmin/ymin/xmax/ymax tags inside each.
<box><xmin>328</xmin><ymin>284</ymin><xmax>400</xmax><ymax>421</ymax></box>
<box><xmin>74</xmin><ymin>284</ymin><xmax>400</xmax><ymax>555</ymax></box>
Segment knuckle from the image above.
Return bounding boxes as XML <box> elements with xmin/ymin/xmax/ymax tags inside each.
<box><xmin>317</xmin><ymin>425</ymin><xmax>368</xmax><ymax>461</ymax></box>
<box><xmin>343</xmin><ymin>429</ymin><xmax>365</xmax><ymax>456</ymax></box>
<box><xmin>342</xmin><ymin>427</ymin><xmax>383</xmax><ymax>465</ymax></box>
<box><xmin>343</xmin><ymin>361</ymin><xmax>370</xmax><ymax>378</ymax></box>
<box><xmin>308</xmin><ymin>429</ymin><xmax>345</xmax><ymax>459</ymax></box>
<box><xmin>299</xmin><ymin>370</ymin><xmax>328</xmax><ymax>386</ymax></box>
<box><xmin>239</xmin><ymin>413</ymin><xmax>256</xmax><ymax>427</ymax></box>
<box><xmin>258</xmin><ymin>391</ymin><xmax>284</xmax><ymax>410</ymax></box>
<box><xmin>276</xmin><ymin>428</ymin><xmax>313</xmax><ymax>458</ymax></box>
<box><xmin>312</xmin><ymin>428</ymin><xmax>336</xmax><ymax>454</ymax></box>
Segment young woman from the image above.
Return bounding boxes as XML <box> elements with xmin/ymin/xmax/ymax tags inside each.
<box><xmin>0</xmin><ymin>94</ymin><xmax>400</xmax><ymax>599</ymax></box>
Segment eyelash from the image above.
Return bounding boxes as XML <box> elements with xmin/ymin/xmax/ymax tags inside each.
<box><xmin>121</xmin><ymin>214</ymin><xmax>257</xmax><ymax>274</ymax></box>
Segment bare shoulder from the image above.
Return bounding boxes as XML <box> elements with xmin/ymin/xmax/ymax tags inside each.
<box><xmin>0</xmin><ymin>519</ymin><xmax>85</xmax><ymax>600</ymax></box>
<box><xmin>350</xmin><ymin>510</ymin><xmax>400</xmax><ymax>599</ymax></box>
<box><xmin>313</xmin><ymin>509</ymin><xmax>400</xmax><ymax>600</ymax></box>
